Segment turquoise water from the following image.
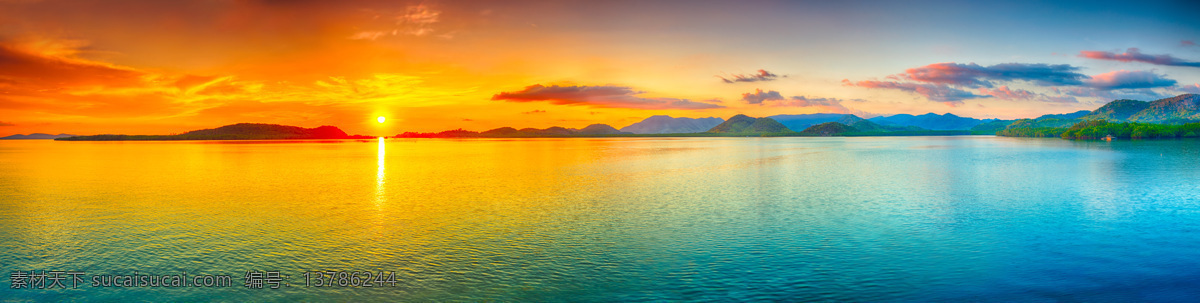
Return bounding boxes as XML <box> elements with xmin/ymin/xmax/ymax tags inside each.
<box><xmin>2</xmin><ymin>136</ymin><xmax>1200</xmax><ymax>301</ymax></box>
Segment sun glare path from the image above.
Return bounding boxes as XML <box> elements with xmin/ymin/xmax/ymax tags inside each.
<box><xmin>375</xmin><ymin>137</ymin><xmax>386</xmax><ymax>205</ymax></box>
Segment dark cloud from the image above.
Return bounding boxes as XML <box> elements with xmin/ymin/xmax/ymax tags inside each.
<box><xmin>718</xmin><ymin>69</ymin><xmax>780</xmax><ymax>83</ymax></box>
<box><xmin>492</xmin><ymin>84</ymin><xmax>724</xmax><ymax>110</ymax></box>
<box><xmin>902</xmin><ymin>62</ymin><xmax>1088</xmax><ymax>88</ymax></box>
<box><xmin>1085</xmin><ymin>70</ymin><xmax>1177</xmax><ymax>90</ymax></box>
<box><xmin>843</xmin><ymin>79</ymin><xmax>988</xmax><ymax>104</ymax></box>
<box><xmin>1079</xmin><ymin>48</ymin><xmax>1200</xmax><ymax>67</ymax></box>
<box><xmin>740</xmin><ymin>89</ymin><xmax>784</xmax><ymax>104</ymax></box>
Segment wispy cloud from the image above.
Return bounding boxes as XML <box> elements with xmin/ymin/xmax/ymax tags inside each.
<box><xmin>1056</xmin><ymin>87</ymin><xmax>1170</xmax><ymax>101</ymax></box>
<box><xmin>783</xmin><ymin>96</ymin><xmax>843</xmax><ymax>107</ymax></box>
<box><xmin>741</xmin><ymin>89</ymin><xmax>784</xmax><ymax>104</ymax></box>
<box><xmin>1079</xmin><ymin>48</ymin><xmax>1200</xmax><ymax>68</ymax></box>
<box><xmin>843</xmin><ymin>79</ymin><xmax>988</xmax><ymax>104</ymax></box>
<box><xmin>718</xmin><ymin>69</ymin><xmax>781</xmax><ymax>83</ymax></box>
<box><xmin>397</xmin><ymin>4</ymin><xmax>440</xmax><ymax>36</ymax></box>
<box><xmin>1181</xmin><ymin>84</ymin><xmax>1200</xmax><ymax>94</ymax></box>
<box><xmin>772</xmin><ymin>95</ymin><xmax>855</xmax><ymax>113</ymax></box>
<box><xmin>522</xmin><ymin>109</ymin><xmax>546</xmax><ymax>114</ymax></box>
<box><xmin>0</xmin><ymin>121</ymin><xmax>14</xmax><ymax>126</ymax></box>
<box><xmin>1183</xmin><ymin>40</ymin><xmax>1197</xmax><ymax>47</ymax></box>
<box><xmin>348</xmin><ymin>31</ymin><xmax>388</xmax><ymax>40</ymax></box>
<box><xmin>0</xmin><ymin>38</ymin><xmax>145</xmax><ymax>88</ymax></box>
<box><xmin>349</xmin><ymin>4</ymin><xmax>443</xmax><ymax>40</ymax></box>
<box><xmin>492</xmin><ymin>84</ymin><xmax>725</xmax><ymax>110</ymax></box>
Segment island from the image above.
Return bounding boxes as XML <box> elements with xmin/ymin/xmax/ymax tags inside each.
<box><xmin>1</xmin><ymin>133</ymin><xmax>77</xmax><ymax>140</ymax></box>
<box><xmin>55</xmin><ymin>123</ymin><xmax>373</xmax><ymax>141</ymax></box>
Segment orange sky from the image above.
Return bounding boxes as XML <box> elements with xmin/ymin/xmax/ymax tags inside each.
<box><xmin>1</xmin><ymin>0</ymin><xmax>1198</xmax><ymax>136</ymax></box>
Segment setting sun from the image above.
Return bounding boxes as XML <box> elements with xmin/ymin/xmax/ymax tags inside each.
<box><xmin>377</xmin><ymin>116</ymin><xmax>386</xmax><ymax>124</ymax></box>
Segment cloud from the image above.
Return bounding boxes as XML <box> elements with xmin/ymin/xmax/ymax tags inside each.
<box><xmin>492</xmin><ymin>84</ymin><xmax>724</xmax><ymax>110</ymax></box>
<box><xmin>1181</xmin><ymin>84</ymin><xmax>1200</xmax><ymax>94</ymax></box>
<box><xmin>348</xmin><ymin>4</ymin><xmax>443</xmax><ymax>40</ymax></box>
<box><xmin>843</xmin><ymin>79</ymin><xmax>988</xmax><ymax>104</ymax></box>
<box><xmin>901</xmin><ymin>62</ymin><xmax>1088</xmax><ymax>88</ymax></box>
<box><xmin>0</xmin><ymin>38</ymin><xmax>145</xmax><ymax>88</ymax></box>
<box><xmin>741</xmin><ymin>89</ymin><xmax>784</xmax><ymax>104</ymax></box>
<box><xmin>1183</xmin><ymin>40</ymin><xmax>1197</xmax><ymax>47</ymax></box>
<box><xmin>348</xmin><ymin>31</ymin><xmax>387</xmax><ymax>40</ymax></box>
<box><xmin>1057</xmin><ymin>87</ymin><xmax>1170</xmax><ymax>101</ymax></box>
<box><xmin>784</xmin><ymin>96</ymin><xmax>843</xmax><ymax>107</ymax></box>
<box><xmin>1078</xmin><ymin>48</ymin><xmax>1200</xmax><ymax>68</ymax></box>
<box><xmin>978</xmin><ymin>86</ymin><xmax>1077</xmax><ymax>103</ymax></box>
<box><xmin>522</xmin><ymin>109</ymin><xmax>546</xmax><ymax>114</ymax></box>
<box><xmin>397</xmin><ymin>4</ymin><xmax>440</xmax><ymax>36</ymax></box>
<box><xmin>1085</xmin><ymin>70</ymin><xmax>1177</xmax><ymax>90</ymax></box>
<box><xmin>769</xmin><ymin>95</ymin><xmax>855</xmax><ymax>113</ymax></box>
<box><xmin>718</xmin><ymin>69</ymin><xmax>780</xmax><ymax>83</ymax></box>
<box><xmin>0</xmin><ymin>121</ymin><xmax>14</xmax><ymax>126</ymax></box>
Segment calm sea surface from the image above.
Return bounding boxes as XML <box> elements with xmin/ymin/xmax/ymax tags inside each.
<box><xmin>2</xmin><ymin>136</ymin><xmax>1200</xmax><ymax>301</ymax></box>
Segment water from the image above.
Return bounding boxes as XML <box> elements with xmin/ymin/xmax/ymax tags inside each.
<box><xmin>2</xmin><ymin>136</ymin><xmax>1200</xmax><ymax>301</ymax></box>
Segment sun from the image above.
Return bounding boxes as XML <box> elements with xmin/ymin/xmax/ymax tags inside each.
<box><xmin>377</xmin><ymin>116</ymin><xmax>386</xmax><ymax>123</ymax></box>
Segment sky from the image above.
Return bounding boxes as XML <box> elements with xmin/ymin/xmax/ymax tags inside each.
<box><xmin>1</xmin><ymin>0</ymin><xmax>1199</xmax><ymax>136</ymax></box>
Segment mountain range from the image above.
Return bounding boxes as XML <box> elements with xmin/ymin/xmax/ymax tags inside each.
<box><xmin>397</xmin><ymin>123</ymin><xmax>631</xmax><ymax>138</ymax></box>
<box><xmin>1</xmin><ymin>133</ymin><xmax>76</xmax><ymax>139</ymax></box>
<box><xmin>618</xmin><ymin>115</ymin><xmax>724</xmax><ymax>134</ymax></box>
<box><xmin>41</xmin><ymin>94</ymin><xmax>1200</xmax><ymax>140</ymax></box>
<box><xmin>868</xmin><ymin>113</ymin><xmax>994</xmax><ymax>130</ymax></box>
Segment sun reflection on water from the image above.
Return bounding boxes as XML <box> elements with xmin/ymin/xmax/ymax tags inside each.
<box><xmin>375</xmin><ymin>137</ymin><xmax>386</xmax><ymax>205</ymax></box>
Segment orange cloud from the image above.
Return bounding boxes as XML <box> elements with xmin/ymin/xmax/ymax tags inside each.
<box><xmin>0</xmin><ymin>38</ymin><xmax>144</xmax><ymax>88</ymax></box>
<box><xmin>492</xmin><ymin>84</ymin><xmax>724</xmax><ymax>110</ymax></box>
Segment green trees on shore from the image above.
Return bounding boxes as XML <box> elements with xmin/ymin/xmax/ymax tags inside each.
<box><xmin>997</xmin><ymin>120</ymin><xmax>1200</xmax><ymax>139</ymax></box>
<box><xmin>1058</xmin><ymin>120</ymin><xmax>1200</xmax><ymax>139</ymax></box>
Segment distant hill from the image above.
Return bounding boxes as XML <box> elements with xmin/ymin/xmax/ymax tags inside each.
<box><xmin>707</xmin><ymin>114</ymin><xmax>792</xmax><ymax>133</ymax></box>
<box><xmin>847</xmin><ymin>119</ymin><xmax>888</xmax><ymax>132</ymax></box>
<box><xmin>1035</xmin><ymin>110</ymin><xmax>1091</xmax><ymax>120</ymax></box>
<box><xmin>577</xmin><ymin>124</ymin><xmax>631</xmax><ymax>135</ymax></box>
<box><xmin>397</xmin><ymin>124</ymin><xmax>629</xmax><ymax>138</ymax></box>
<box><xmin>480</xmin><ymin>127</ymin><xmax>520</xmax><ymax>136</ymax></box>
<box><xmin>1</xmin><ymin>133</ymin><xmax>76</xmax><ymax>139</ymax></box>
<box><xmin>1128</xmin><ymin>94</ymin><xmax>1200</xmax><ymax>123</ymax></box>
<box><xmin>57</xmin><ymin>123</ymin><xmax>363</xmax><ymax>141</ymax></box>
<box><xmin>969</xmin><ymin>120</ymin><xmax>1016</xmax><ymax>134</ymax></box>
<box><xmin>1080</xmin><ymin>99</ymin><xmax>1151</xmax><ymax>122</ymax></box>
<box><xmin>799</xmin><ymin>122</ymin><xmax>856</xmax><ymax>136</ymax></box>
<box><xmin>869</xmin><ymin>113</ymin><xmax>988</xmax><ymax>130</ymax></box>
<box><xmin>768</xmin><ymin>113</ymin><xmax>847</xmax><ymax>131</ymax></box>
<box><xmin>619</xmin><ymin>115</ymin><xmax>724</xmax><ymax>134</ymax></box>
<box><xmin>1066</xmin><ymin>94</ymin><xmax>1200</xmax><ymax>124</ymax></box>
